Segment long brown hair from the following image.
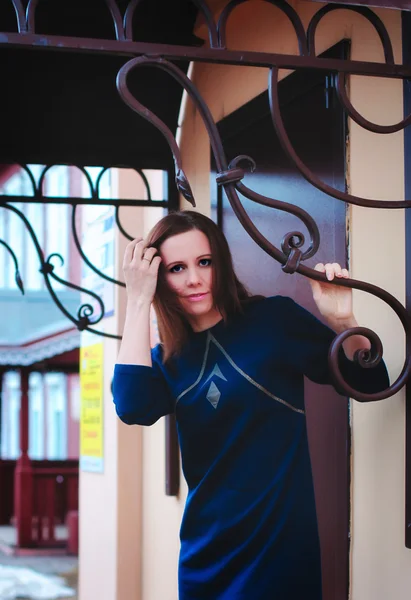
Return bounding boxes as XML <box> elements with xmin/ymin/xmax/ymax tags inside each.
<box><xmin>146</xmin><ymin>210</ymin><xmax>256</xmax><ymax>362</ymax></box>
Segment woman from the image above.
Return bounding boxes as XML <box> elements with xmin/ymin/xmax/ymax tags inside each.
<box><xmin>113</xmin><ymin>210</ymin><xmax>388</xmax><ymax>600</ymax></box>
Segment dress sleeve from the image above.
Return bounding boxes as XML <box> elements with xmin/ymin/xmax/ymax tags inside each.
<box><xmin>112</xmin><ymin>345</ymin><xmax>175</xmax><ymax>426</ymax></box>
<box><xmin>279</xmin><ymin>297</ymin><xmax>390</xmax><ymax>399</ymax></box>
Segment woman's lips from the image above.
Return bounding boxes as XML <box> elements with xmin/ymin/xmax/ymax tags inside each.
<box><xmin>185</xmin><ymin>292</ymin><xmax>208</xmax><ymax>302</ymax></box>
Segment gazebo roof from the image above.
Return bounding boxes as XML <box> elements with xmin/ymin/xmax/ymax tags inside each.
<box><xmin>0</xmin><ymin>288</ymin><xmax>81</xmax><ymax>366</ymax></box>
<box><xmin>0</xmin><ymin>327</ymin><xmax>80</xmax><ymax>368</ymax></box>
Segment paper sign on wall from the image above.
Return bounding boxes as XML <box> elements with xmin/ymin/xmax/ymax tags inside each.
<box><xmin>80</xmin><ymin>342</ymin><xmax>104</xmax><ymax>473</ymax></box>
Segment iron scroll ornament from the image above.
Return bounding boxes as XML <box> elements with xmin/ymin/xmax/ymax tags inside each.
<box><xmin>268</xmin><ymin>68</ymin><xmax>411</xmax><ymax>209</ymax></box>
<box><xmin>2</xmin><ymin>202</ymin><xmax>121</xmax><ymax>339</ymax></box>
<box><xmin>0</xmin><ymin>162</ymin><xmax>165</xmax><ymax>340</ymax></box>
<box><xmin>116</xmin><ymin>54</ymin><xmax>411</xmax><ymax>402</ymax></box>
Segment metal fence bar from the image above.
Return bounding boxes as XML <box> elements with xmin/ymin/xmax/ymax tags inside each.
<box><xmin>0</xmin><ymin>196</ymin><xmax>168</xmax><ymax>207</ymax></box>
<box><xmin>0</xmin><ymin>32</ymin><xmax>410</xmax><ymax>78</ymax></box>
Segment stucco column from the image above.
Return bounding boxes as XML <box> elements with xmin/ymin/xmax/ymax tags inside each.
<box><xmin>78</xmin><ymin>170</ymin><xmax>158</xmax><ymax>600</ymax></box>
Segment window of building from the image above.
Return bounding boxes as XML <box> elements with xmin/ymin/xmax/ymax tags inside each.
<box><xmin>28</xmin><ymin>372</ymin><xmax>44</xmax><ymax>459</ymax></box>
<box><xmin>0</xmin><ymin>371</ymin><xmax>21</xmax><ymax>459</ymax></box>
<box><xmin>45</xmin><ymin>373</ymin><xmax>67</xmax><ymax>460</ymax></box>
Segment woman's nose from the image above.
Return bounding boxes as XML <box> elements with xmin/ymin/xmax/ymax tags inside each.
<box><xmin>186</xmin><ymin>267</ymin><xmax>201</xmax><ymax>286</ymax></box>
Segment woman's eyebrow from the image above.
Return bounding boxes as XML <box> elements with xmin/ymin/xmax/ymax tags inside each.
<box><xmin>165</xmin><ymin>260</ymin><xmax>185</xmax><ymax>269</ymax></box>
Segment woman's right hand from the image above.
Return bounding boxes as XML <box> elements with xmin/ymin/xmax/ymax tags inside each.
<box><xmin>122</xmin><ymin>238</ymin><xmax>162</xmax><ymax>304</ymax></box>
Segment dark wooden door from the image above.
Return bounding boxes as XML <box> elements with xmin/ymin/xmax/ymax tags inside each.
<box><xmin>211</xmin><ymin>42</ymin><xmax>350</xmax><ymax>600</ymax></box>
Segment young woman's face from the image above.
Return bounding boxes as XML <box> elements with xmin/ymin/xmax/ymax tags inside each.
<box><xmin>160</xmin><ymin>229</ymin><xmax>222</xmax><ymax>331</ymax></box>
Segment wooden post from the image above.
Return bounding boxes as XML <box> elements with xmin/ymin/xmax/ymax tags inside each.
<box><xmin>14</xmin><ymin>368</ymin><xmax>34</xmax><ymax>547</ymax></box>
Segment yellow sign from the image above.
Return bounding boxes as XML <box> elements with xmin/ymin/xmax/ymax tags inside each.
<box><xmin>80</xmin><ymin>342</ymin><xmax>104</xmax><ymax>472</ymax></box>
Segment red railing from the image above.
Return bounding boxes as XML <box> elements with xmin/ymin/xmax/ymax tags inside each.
<box><xmin>32</xmin><ymin>462</ymin><xmax>78</xmax><ymax>547</ymax></box>
<box><xmin>0</xmin><ymin>459</ymin><xmax>78</xmax><ymax>548</ymax></box>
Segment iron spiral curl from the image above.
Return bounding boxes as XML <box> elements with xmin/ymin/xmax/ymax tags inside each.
<box><xmin>41</xmin><ymin>252</ymin><xmax>106</xmax><ymax>330</ymax></box>
<box><xmin>223</xmin><ymin>154</ymin><xmax>320</xmax><ymax>261</ymax></box>
<box><xmin>329</xmin><ymin>327</ymin><xmax>410</xmax><ymax>402</ymax></box>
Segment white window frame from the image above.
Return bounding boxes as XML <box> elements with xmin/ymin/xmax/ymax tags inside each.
<box><xmin>45</xmin><ymin>373</ymin><xmax>67</xmax><ymax>460</ymax></box>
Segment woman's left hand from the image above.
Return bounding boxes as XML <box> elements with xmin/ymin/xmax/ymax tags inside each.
<box><xmin>308</xmin><ymin>262</ymin><xmax>354</xmax><ymax>326</ymax></box>
<box><xmin>309</xmin><ymin>262</ymin><xmax>371</xmax><ymax>359</ymax></box>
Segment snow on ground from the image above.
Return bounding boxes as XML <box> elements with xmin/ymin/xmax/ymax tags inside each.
<box><xmin>0</xmin><ymin>564</ymin><xmax>75</xmax><ymax>600</ymax></box>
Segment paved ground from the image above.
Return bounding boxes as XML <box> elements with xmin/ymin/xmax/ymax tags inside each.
<box><xmin>0</xmin><ymin>550</ymin><xmax>78</xmax><ymax>600</ymax></box>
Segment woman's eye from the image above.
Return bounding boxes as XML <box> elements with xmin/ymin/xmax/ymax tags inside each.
<box><xmin>170</xmin><ymin>265</ymin><xmax>184</xmax><ymax>273</ymax></box>
<box><xmin>199</xmin><ymin>258</ymin><xmax>212</xmax><ymax>267</ymax></box>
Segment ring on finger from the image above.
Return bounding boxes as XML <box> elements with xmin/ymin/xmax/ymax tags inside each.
<box><xmin>142</xmin><ymin>257</ymin><xmax>151</xmax><ymax>262</ymax></box>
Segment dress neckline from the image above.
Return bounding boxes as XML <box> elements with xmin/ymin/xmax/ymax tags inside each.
<box><xmin>190</xmin><ymin>316</ymin><xmax>225</xmax><ymax>336</ymax></box>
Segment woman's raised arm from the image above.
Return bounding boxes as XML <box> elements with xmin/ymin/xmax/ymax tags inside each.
<box><xmin>117</xmin><ymin>238</ymin><xmax>161</xmax><ymax>366</ymax></box>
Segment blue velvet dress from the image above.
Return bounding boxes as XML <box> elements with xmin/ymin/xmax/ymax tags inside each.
<box><xmin>113</xmin><ymin>296</ymin><xmax>389</xmax><ymax>600</ymax></box>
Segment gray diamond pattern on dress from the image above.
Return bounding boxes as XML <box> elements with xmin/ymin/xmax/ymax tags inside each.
<box><xmin>206</xmin><ymin>381</ymin><xmax>221</xmax><ymax>409</ymax></box>
<box><xmin>205</xmin><ymin>363</ymin><xmax>227</xmax><ymax>383</ymax></box>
